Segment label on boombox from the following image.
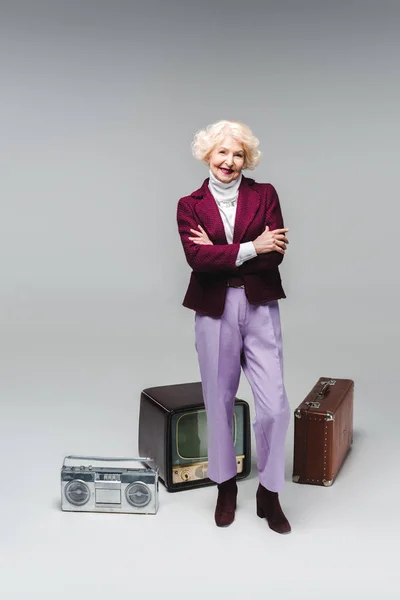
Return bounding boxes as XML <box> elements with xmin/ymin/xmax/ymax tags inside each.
<box><xmin>61</xmin><ymin>456</ymin><xmax>159</xmax><ymax>514</ymax></box>
<box><xmin>172</xmin><ymin>455</ymin><xmax>245</xmax><ymax>484</ymax></box>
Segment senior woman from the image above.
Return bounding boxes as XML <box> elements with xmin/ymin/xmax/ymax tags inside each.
<box><xmin>176</xmin><ymin>120</ymin><xmax>291</xmax><ymax>534</ymax></box>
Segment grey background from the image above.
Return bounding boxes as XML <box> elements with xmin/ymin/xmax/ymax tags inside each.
<box><xmin>1</xmin><ymin>1</ymin><xmax>399</xmax><ymax>598</ymax></box>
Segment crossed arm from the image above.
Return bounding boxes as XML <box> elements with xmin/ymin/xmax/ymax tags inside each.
<box><xmin>239</xmin><ymin>187</ymin><xmax>288</xmax><ymax>274</ymax></box>
<box><xmin>176</xmin><ymin>186</ymin><xmax>288</xmax><ymax>274</ymax></box>
<box><xmin>176</xmin><ymin>199</ymin><xmax>240</xmax><ymax>272</ymax></box>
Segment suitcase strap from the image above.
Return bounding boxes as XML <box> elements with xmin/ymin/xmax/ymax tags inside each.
<box><xmin>301</xmin><ymin>379</ymin><xmax>336</xmax><ymax>481</ymax></box>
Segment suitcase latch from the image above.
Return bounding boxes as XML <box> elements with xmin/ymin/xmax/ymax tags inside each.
<box><xmin>306</xmin><ymin>401</ymin><xmax>321</xmax><ymax>408</ymax></box>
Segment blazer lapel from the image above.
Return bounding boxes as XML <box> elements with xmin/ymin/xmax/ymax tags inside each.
<box><xmin>193</xmin><ymin>180</ymin><xmax>228</xmax><ymax>244</ymax></box>
<box><xmin>192</xmin><ymin>176</ymin><xmax>260</xmax><ymax>244</ymax></box>
<box><xmin>232</xmin><ymin>177</ymin><xmax>260</xmax><ymax>243</ymax></box>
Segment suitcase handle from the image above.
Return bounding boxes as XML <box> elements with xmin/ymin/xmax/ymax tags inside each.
<box><xmin>305</xmin><ymin>379</ymin><xmax>336</xmax><ymax>409</ymax></box>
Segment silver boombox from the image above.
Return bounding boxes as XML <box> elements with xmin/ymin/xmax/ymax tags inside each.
<box><xmin>61</xmin><ymin>456</ymin><xmax>159</xmax><ymax>514</ymax></box>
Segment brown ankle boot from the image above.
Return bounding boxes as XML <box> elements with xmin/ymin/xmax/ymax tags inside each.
<box><xmin>256</xmin><ymin>484</ymin><xmax>291</xmax><ymax>534</ymax></box>
<box><xmin>214</xmin><ymin>476</ymin><xmax>238</xmax><ymax>527</ymax></box>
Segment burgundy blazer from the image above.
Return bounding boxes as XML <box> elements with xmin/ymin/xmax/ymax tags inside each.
<box><xmin>176</xmin><ymin>175</ymin><xmax>286</xmax><ymax>317</ymax></box>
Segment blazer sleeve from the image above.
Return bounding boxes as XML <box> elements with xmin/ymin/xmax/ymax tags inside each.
<box><xmin>177</xmin><ymin>197</ymin><xmax>240</xmax><ymax>272</ymax></box>
<box><xmin>237</xmin><ymin>184</ymin><xmax>285</xmax><ymax>275</ymax></box>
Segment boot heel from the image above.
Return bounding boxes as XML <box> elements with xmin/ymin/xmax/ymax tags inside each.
<box><xmin>256</xmin><ymin>505</ymin><xmax>265</xmax><ymax>519</ymax></box>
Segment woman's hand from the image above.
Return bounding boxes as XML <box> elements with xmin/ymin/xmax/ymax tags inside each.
<box><xmin>188</xmin><ymin>225</ymin><xmax>214</xmax><ymax>245</ymax></box>
<box><xmin>253</xmin><ymin>226</ymin><xmax>289</xmax><ymax>255</ymax></box>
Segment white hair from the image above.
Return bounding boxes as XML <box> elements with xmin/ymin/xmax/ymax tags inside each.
<box><xmin>191</xmin><ymin>120</ymin><xmax>261</xmax><ymax>170</ymax></box>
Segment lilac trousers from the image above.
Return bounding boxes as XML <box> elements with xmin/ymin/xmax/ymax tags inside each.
<box><xmin>194</xmin><ymin>287</ymin><xmax>290</xmax><ymax>492</ymax></box>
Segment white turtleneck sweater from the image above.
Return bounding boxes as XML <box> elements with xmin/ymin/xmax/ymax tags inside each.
<box><xmin>208</xmin><ymin>170</ymin><xmax>257</xmax><ymax>267</ymax></box>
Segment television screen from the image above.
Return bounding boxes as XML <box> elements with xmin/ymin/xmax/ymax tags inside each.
<box><xmin>170</xmin><ymin>404</ymin><xmax>244</xmax><ymax>466</ymax></box>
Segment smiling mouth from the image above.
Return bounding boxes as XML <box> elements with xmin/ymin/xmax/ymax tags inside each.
<box><xmin>220</xmin><ymin>168</ymin><xmax>233</xmax><ymax>174</ymax></box>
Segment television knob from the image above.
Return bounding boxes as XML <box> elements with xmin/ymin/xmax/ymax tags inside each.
<box><xmin>180</xmin><ymin>469</ymin><xmax>190</xmax><ymax>481</ymax></box>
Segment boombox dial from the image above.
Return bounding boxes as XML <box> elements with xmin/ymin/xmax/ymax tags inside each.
<box><xmin>64</xmin><ymin>480</ymin><xmax>91</xmax><ymax>506</ymax></box>
<box><xmin>125</xmin><ymin>482</ymin><xmax>151</xmax><ymax>508</ymax></box>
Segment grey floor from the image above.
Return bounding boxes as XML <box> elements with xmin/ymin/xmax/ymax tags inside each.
<box><xmin>1</xmin><ymin>302</ymin><xmax>398</xmax><ymax>600</ymax></box>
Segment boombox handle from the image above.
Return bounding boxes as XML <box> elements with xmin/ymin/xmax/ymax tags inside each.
<box><xmin>64</xmin><ymin>455</ymin><xmax>156</xmax><ymax>468</ymax></box>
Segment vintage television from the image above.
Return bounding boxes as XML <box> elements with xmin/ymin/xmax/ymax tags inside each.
<box><xmin>138</xmin><ymin>382</ymin><xmax>251</xmax><ymax>492</ymax></box>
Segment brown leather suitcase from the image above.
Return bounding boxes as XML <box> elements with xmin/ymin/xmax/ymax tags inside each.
<box><xmin>292</xmin><ymin>377</ymin><xmax>354</xmax><ymax>486</ymax></box>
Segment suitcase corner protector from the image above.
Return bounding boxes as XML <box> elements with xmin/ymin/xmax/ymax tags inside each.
<box><xmin>322</xmin><ymin>479</ymin><xmax>333</xmax><ymax>486</ymax></box>
<box><xmin>292</xmin><ymin>475</ymin><xmax>300</xmax><ymax>483</ymax></box>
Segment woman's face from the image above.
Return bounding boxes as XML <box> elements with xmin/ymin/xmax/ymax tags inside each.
<box><xmin>207</xmin><ymin>135</ymin><xmax>245</xmax><ymax>183</ymax></box>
